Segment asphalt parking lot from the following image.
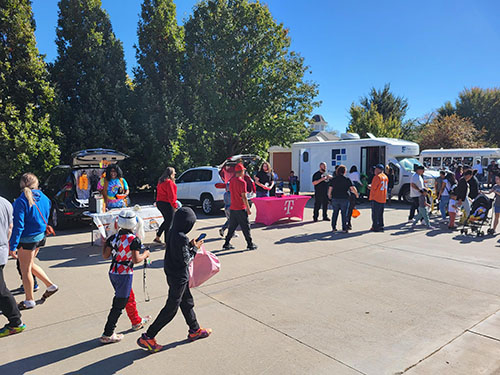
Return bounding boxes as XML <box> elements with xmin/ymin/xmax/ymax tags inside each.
<box><xmin>1</xmin><ymin>200</ymin><xmax>500</xmax><ymax>375</ymax></box>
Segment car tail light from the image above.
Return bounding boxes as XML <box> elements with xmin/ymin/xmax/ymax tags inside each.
<box><xmin>215</xmin><ymin>183</ymin><xmax>226</xmax><ymax>189</ymax></box>
<box><xmin>63</xmin><ymin>212</ymin><xmax>75</xmax><ymax>216</ymax></box>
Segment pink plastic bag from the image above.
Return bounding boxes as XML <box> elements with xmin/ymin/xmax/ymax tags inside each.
<box><xmin>189</xmin><ymin>245</ymin><xmax>220</xmax><ymax>288</ymax></box>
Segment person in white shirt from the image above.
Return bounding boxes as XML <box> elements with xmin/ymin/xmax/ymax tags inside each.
<box><xmin>409</xmin><ymin>165</ymin><xmax>425</xmax><ymax>220</ymax></box>
<box><xmin>473</xmin><ymin>160</ymin><xmax>484</xmax><ymax>181</ymax></box>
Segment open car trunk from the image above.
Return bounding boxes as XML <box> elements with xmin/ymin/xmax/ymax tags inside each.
<box><xmin>72</xmin><ymin>148</ymin><xmax>129</xmax><ymax>168</ymax></box>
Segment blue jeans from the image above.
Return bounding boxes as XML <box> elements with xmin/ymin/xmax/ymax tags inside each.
<box><xmin>439</xmin><ymin>195</ymin><xmax>450</xmax><ymax>219</ymax></box>
<box><xmin>331</xmin><ymin>198</ymin><xmax>349</xmax><ymax>231</ymax></box>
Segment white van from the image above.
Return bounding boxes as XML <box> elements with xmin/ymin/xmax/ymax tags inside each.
<box><xmin>291</xmin><ymin>133</ymin><xmax>438</xmax><ymax>202</ymax></box>
<box><xmin>419</xmin><ymin>148</ymin><xmax>500</xmax><ymax>171</ymax></box>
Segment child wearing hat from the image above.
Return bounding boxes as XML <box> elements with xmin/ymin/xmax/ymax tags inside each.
<box><xmin>100</xmin><ymin>210</ymin><xmax>151</xmax><ymax>344</ymax></box>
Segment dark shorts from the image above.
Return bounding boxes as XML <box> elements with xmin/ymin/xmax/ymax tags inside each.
<box><xmin>109</xmin><ymin>273</ymin><xmax>133</xmax><ymax>299</ymax></box>
<box><xmin>17</xmin><ymin>237</ymin><xmax>46</xmax><ymax>251</ymax></box>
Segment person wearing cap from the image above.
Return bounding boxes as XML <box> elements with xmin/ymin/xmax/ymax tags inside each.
<box><xmin>223</xmin><ymin>163</ymin><xmax>257</xmax><ymax>251</ymax></box>
<box><xmin>369</xmin><ymin>164</ymin><xmax>389</xmax><ymax>232</ymax></box>
<box><xmin>409</xmin><ymin>165</ymin><xmax>425</xmax><ymax>221</ymax></box>
<box><xmin>100</xmin><ymin>210</ymin><xmax>151</xmax><ymax>344</ymax></box>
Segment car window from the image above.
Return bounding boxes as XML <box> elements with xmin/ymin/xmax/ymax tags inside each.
<box><xmin>178</xmin><ymin>170</ymin><xmax>197</xmax><ymax>183</ymax></box>
<box><xmin>45</xmin><ymin>168</ymin><xmax>70</xmax><ymax>192</ymax></box>
<box><xmin>196</xmin><ymin>170</ymin><xmax>212</xmax><ymax>182</ymax></box>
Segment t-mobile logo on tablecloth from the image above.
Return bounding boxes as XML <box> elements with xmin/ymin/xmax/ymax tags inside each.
<box><xmin>284</xmin><ymin>200</ymin><xmax>295</xmax><ymax>215</ymax></box>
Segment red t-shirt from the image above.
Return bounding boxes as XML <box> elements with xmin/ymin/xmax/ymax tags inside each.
<box><xmin>156</xmin><ymin>179</ymin><xmax>178</xmax><ymax>208</ymax></box>
<box><xmin>230</xmin><ymin>176</ymin><xmax>247</xmax><ymax>210</ymax></box>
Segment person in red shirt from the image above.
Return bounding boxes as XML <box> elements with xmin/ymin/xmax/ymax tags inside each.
<box><xmin>222</xmin><ymin>163</ymin><xmax>257</xmax><ymax>251</ymax></box>
<box><xmin>369</xmin><ymin>164</ymin><xmax>389</xmax><ymax>232</ymax></box>
<box><xmin>154</xmin><ymin>167</ymin><xmax>178</xmax><ymax>244</ymax></box>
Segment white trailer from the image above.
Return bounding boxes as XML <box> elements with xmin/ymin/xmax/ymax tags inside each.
<box><xmin>419</xmin><ymin>148</ymin><xmax>500</xmax><ymax>171</ymax></box>
<box><xmin>291</xmin><ymin>133</ymin><xmax>437</xmax><ymax>202</ymax></box>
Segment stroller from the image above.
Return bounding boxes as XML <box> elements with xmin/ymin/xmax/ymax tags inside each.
<box><xmin>460</xmin><ymin>194</ymin><xmax>493</xmax><ymax>236</ymax></box>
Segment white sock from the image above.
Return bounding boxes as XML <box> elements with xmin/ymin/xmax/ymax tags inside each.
<box><xmin>47</xmin><ymin>284</ymin><xmax>58</xmax><ymax>292</ymax></box>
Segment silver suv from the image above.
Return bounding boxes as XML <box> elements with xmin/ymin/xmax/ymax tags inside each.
<box><xmin>176</xmin><ymin>167</ymin><xmax>226</xmax><ymax>215</ymax></box>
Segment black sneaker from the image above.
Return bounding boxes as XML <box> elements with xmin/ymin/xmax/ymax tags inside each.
<box><xmin>313</xmin><ymin>218</ymin><xmax>318</xmax><ymax>222</ymax></box>
<box><xmin>222</xmin><ymin>244</ymin><xmax>235</xmax><ymax>250</ymax></box>
<box><xmin>247</xmin><ymin>244</ymin><xmax>258</xmax><ymax>251</ymax></box>
<box><xmin>323</xmin><ymin>217</ymin><xmax>330</xmax><ymax>221</ymax></box>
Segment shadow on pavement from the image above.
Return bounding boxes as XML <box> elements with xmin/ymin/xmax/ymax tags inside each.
<box><xmin>65</xmin><ymin>339</ymin><xmax>191</xmax><ymax>375</ymax></box>
<box><xmin>0</xmin><ymin>338</ymin><xmax>101</xmax><ymax>374</ymax></box>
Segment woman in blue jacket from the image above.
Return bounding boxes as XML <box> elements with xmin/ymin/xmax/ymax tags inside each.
<box><xmin>10</xmin><ymin>173</ymin><xmax>59</xmax><ymax>310</ymax></box>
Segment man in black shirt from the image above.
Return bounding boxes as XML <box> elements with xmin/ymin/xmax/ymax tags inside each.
<box><xmin>312</xmin><ymin>162</ymin><xmax>332</xmax><ymax>222</ymax></box>
<box><xmin>328</xmin><ymin>165</ymin><xmax>359</xmax><ymax>232</ymax></box>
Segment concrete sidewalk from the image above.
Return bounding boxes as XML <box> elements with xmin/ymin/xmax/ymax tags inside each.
<box><xmin>1</xmin><ymin>203</ymin><xmax>500</xmax><ymax>374</ymax></box>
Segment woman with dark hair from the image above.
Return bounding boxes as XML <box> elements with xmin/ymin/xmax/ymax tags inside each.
<box><xmin>328</xmin><ymin>165</ymin><xmax>359</xmax><ymax>233</ymax></box>
<box><xmin>438</xmin><ymin>172</ymin><xmax>456</xmax><ymax>220</ymax></box>
<box><xmin>154</xmin><ymin>167</ymin><xmax>178</xmax><ymax>244</ymax></box>
<box><xmin>98</xmin><ymin>164</ymin><xmax>129</xmax><ymax>210</ymax></box>
<box><xmin>254</xmin><ymin>162</ymin><xmax>274</xmax><ymax>198</ymax></box>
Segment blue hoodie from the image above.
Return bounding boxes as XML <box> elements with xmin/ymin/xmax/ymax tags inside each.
<box><xmin>9</xmin><ymin>189</ymin><xmax>51</xmax><ymax>250</ymax></box>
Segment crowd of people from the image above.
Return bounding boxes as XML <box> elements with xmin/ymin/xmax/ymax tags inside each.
<box><xmin>1</xmin><ymin>157</ymin><xmax>499</xmax><ymax>352</ymax></box>
<box><xmin>311</xmin><ymin>160</ymin><xmax>500</xmax><ymax>234</ymax></box>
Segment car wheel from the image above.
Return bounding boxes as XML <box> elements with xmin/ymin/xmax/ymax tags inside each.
<box><xmin>201</xmin><ymin>194</ymin><xmax>214</xmax><ymax>215</ymax></box>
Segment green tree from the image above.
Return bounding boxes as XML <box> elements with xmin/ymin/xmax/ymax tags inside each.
<box><xmin>183</xmin><ymin>0</ymin><xmax>319</xmax><ymax>166</ymax></box>
<box><xmin>132</xmin><ymin>0</ymin><xmax>186</xmax><ymax>186</ymax></box>
<box><xmin>419</xmin><ymin>114</ymin><xmax>484</xmax><ymax>150</ymax></box>
<box><xmin>51</xmin><ymin>0</ymin><xmax>131</xmax><ymax>160</ymax></box>
<box><xmin>437</xmin><ymin>87</ymin><xmax>500</xmax><ymax>146</ymax></box>
<box><xmin>359</xmin><ymin>83</ymin><xmax>408</xmax><ymax>122</ymax></box>
<box><xmin>0</xmin><ymin>0</ymin><xmax>59</xmax><ymax>191</ymax></box>
<box><xmin>347</xmin><ymin>84</ymin><xmax>410</xmax><ymax>138</ymax></box>
<box><xmin>347</xmin><ymin>104</ymin><xmax>402</xmax><ymax>138</ymax></box>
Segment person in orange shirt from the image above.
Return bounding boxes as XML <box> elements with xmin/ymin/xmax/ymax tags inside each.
<box><xmin>369</xmin><ymin>164</ymin><xmax>389</xmax><ymax>232</ymax></box>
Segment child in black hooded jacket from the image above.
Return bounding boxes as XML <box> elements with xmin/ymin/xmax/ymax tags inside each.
<box><xmin>137</xmin><ymin>207</ymin><xmax>211</xmax><ymax>352</ymax></box>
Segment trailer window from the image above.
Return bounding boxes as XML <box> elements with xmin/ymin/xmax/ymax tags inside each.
<box><xmin>302</xmin><ymin>151</ymin><xmax>309</xmax><ymax>163</ymax></box>
<box><xmin>453</xmin><ymin>157</ymin><xmax>463</xmax><ymax>165</ymax></box>
<box><xmin>463</xmin><ymin>157</ymin><xmax>473</xmax><ymax>167</ymax></box>
<box><xmin>443</xmin><ymin>157</ymin><xmax>452</xmax><ymax>169</ymax></box>
<box><xmin>482</xmin><ymin>158</ymin><xmax>489</xmax><ymax>167</ymax></box>
<box><xmin>423</xmin><ymin>157</ymin><xmax>431</xmax><ymax>168</ymax></box>
<box><xmin>432</xmin><ymin>157</ymin><xmax>441</xmax><ymax>168</ymax></box>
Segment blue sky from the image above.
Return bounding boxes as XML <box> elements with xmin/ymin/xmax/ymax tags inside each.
<box><xmin>32</xmin><ymin>0</ymin><xmax>500</xmax><ymax>134</ymax></box>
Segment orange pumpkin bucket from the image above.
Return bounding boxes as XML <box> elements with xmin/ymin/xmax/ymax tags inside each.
<box><xmin>352</xmin><ymin>208</ymin><xmax>361</xmax><ymax>218</ymax></box>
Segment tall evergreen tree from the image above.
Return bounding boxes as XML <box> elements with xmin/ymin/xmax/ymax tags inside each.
<box><xmin>183</xmin><ymin>0</ymin><xmax>319</xmax><ymax>165</ymax></box>
<box><xmin>132</xmin><ymin>0</ymin><xmax>186</xmax><ymax>185</ymax></box>
<box><xmin>0</xmin><ymin>0</ymin><xmax>59</xmax><ymax>189</ymax></box>
<box><xmin>51</xmin><ymin>0</ymin><xmax>131</xmax><ymax>160</ymax></box>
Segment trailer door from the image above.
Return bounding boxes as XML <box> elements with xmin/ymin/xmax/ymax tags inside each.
<box><xmin>360</xmin><ymin>146</ymin><xmax>386</xmax><ymax>176</ymax></box>
<box><xmin>299</xmin><ymin>148</ymin><xmax>312</xmax><ymax>192</ymax></box>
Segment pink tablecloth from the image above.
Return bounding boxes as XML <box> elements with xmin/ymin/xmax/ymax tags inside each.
<box><xmin>252</xmin><ymin>195</ymin><xmax>311</xmax><ymax>226</ymax></box>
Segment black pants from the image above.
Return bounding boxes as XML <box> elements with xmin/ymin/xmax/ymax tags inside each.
<box><xmin>0</xmin><ymin>265</ymin><xmax>22</xmax><ymax>328</ymax></box>
<box><xmin>146</xmin><ymin>275</ymin><xmax>199</xmax><ymax>338</ymax></box>
<box><xmin>16</xmin><ymin>259</ymin><xmax>37</xmax><ymax>286</ymax></box>
<box><xmin>224</xmin><ymin>210</ymin><xmax>253</xmax><ymax>247</ymax></box>
<box><xmin>408</xmin><ymin>197</ymin><xmax>419</xmax><ymax>220</ymax></box>
<box><xmin>313</xmin><ymin>194</ymin><xmax>329</xmax><ymax>220</ymax></box>
<box><xmin>371</xmin><ymin>201</ymin><xmax>385</xmax><ymax>230</ymax></box>
<box><xmin>156</xmin><ymin>201</ymin><xmax>174</xmax><ymax>241</ymax></box>
<box><xmin>103</xmin><ymin>296</ymin><xmax>128</xmax><ymax>336</ymax></box>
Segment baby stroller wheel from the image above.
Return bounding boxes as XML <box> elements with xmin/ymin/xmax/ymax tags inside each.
<box><xmin>460</xmin><ymin>229</ymin><xmax>464</xmax><ymax>234</ymax></box>
<box><xmin>488</xmin><ymin>228</ymin><xmax>495</xmax><ymax>235</ymax></box>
